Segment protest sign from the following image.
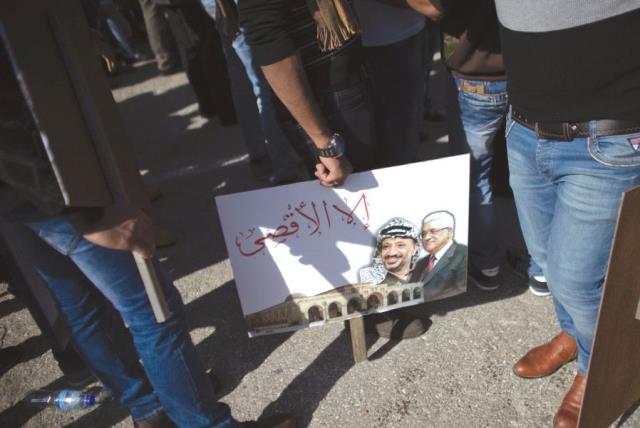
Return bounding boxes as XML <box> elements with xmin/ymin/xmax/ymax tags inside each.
<box><xmin>216</xmin><ymin>155</ymin><xmax>469</xmax><ymax>336</ymax></box>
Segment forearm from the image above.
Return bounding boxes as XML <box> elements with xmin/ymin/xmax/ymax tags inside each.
<box><xmin>261</xmin><ymin>54</ymin><xmax>333</xmax><ymax>149</ymax></box>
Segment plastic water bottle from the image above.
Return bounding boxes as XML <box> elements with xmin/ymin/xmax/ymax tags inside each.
<box><xmin>27</xmin><ymin>389</ymin><xmax>98</xmax><ymax>410</ymax></box>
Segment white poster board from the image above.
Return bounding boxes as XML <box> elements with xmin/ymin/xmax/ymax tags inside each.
<box><xmin>216</xmin><ymin>156</ymin><xmax>470</xmax><ymax>336</ymax></box>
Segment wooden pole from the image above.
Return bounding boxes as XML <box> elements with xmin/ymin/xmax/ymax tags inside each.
<box><xmin>578</xmin><ymin>186</ymin><xmax>640</xmax><ymax>427</ymax></box>
<box><xmin>47</xmin><ymin>11</ymin><xmax>171</xmax><ymax>323</ymax></box>
<box><xmin>349</xmin><ymin>317</ymin><xmax>367</xmax><ymax>363</ymax></box>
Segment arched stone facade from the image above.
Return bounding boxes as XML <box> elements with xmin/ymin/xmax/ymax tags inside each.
<box><xmin>246</xmin><ymin>282</ymin><xmax>425</xmax><ymax>334</ymax></box>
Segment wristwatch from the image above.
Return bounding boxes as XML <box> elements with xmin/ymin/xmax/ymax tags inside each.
<box><xmin>315</xmin><ymin>133</ymin><xmax>346</xmax><ymax>158</ymax></box>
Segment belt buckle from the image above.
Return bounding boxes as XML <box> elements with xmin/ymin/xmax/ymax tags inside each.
<box><xmin>534</xmin><ymin>122</ymin><xmax>577</xmax><ymax>141</ymax></box>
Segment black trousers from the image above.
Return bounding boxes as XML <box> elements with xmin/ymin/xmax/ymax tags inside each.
<box><xmin>164</xmin><ymin>2</ymin><xmax>236</xmax><ymax>122</ymax></box>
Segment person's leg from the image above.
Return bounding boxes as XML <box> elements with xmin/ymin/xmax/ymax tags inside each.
<box><xmin>0</xmin><ymin>231</ymin><xmax>94</xmax><ymax>386</ymax></box>
<box><xmin>447</xmin><ymin>74</ymin><xmax>508</xmax><ymax>277</ymax></box>
<box><xmin>17</xmin><ymin>219</ymin><xmax>162</xmax><ymax>422</ymax></box>
<box><xmin>175</xmin><ymin>3</ymin><xmax>236</xmax><ymax>123</ymax></box>
<box><xmin>219</xmin><ymin>36</ymin><xmax>269</xmax><ymax>163</ymax></box>
<box><xmin>507</xmin><ymin>118</ymin><xmax>579</xmax><ymax>384</ymax></box>
<box><xmin>199</xmin><ymin>0</ymin><xmax>270</xmax><ymax>169</ymax></box>
<box><xmin>364</xmin><ymin>31</ymin><xmax>424</xmax><ymax>168</ymax></box>
<box><xmin>508</xmin><ymin>117</ymin><xmax>640</xmax><ymax>374</ymax></box>
<box><xmin>231</xmin><ymin>31</ymin><xmax>302</xmax><ymax>182</ymax></box>
<box><xmin>506</xmin><ymin>118</ymin><xmax>574</xmax><ymax>335</ymax></box>
<box><xmin>25</xmin><ymin>216</ymin><xmax>232</xmax><ymax>427</ymax></box>
<box><xmin>138</xmin><ymin>0</ymin><xmax>178</xmax><ymax>71</ymax></box>
<box><xmin>543</xmin><ymin>128</ymin><xmax>640</xmax><ymax>374</ymax></box>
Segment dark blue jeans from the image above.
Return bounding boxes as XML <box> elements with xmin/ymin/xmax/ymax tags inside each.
<box><xmin>17</xmin><ymin>210</ymin><xmax>233</xmax><ymax>427</ymax></box>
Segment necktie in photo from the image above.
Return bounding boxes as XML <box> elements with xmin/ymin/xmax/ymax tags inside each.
<box><xmin>420</xmin><ymin>254</ymin><xmax>436</xmax><ymax>281</ymax></box>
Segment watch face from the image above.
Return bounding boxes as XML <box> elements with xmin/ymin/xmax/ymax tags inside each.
<box><xmin>331</xmin><ymin>134</ymin><xmax>346</xmax><ymax>156</ymax></box>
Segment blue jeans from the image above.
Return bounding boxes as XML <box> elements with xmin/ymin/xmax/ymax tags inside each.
<box><xmin>447</xmin><ymin>74</ymin><xmax>508</xmax><ymax>271</ymax></box>
<box><xmin>18</xmin><ymin>211</ymin><xmax>233</xmax><ymax>427</ymax></box>
<box><xmin>506</xmin><ymin>114</ymin><xmax>640</xmax><ymax>374</ymax></box>
<box><xmin>200</xmin><ymin>0</ymin><xmax>300</xmax><ymax>180</ymax></box>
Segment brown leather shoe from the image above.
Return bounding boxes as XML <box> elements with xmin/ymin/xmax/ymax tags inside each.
<box><xmin>513</xmin><ymin>332</ymin><xmax>577</xmax><ymax>378</ymax></box>
<box><xmin>553</xmin><ymin>373</ymin><xmax>586</xmax><ymax>428</ymax></box>
<box><xmin>133</xmin><ymin>411</ymin><xmax>176</xmax><ymax>428</ymax></box>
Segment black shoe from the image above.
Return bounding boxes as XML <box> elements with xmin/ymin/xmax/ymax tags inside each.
<box><xmin>468</xmin><ymin>265</ymin><xmax>500</xmax><ymax>291</ymax></box>
<box><xmin>364</xmin><ymin>311</ymin><xmax>427</xmax><ymax>340</ymax></box>
<box><xmin>242</xmin><ymin>414</ymin><xmax>297</xmax><ymax>428</ymax></box>
<box><xmin>528</xmin><ymin>276</ymin><xmax>550</xmax><ymax>297</ymax></box>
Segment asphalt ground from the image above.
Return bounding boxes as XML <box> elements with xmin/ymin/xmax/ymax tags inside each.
<box><xmin>1</xmin><ymin>58</ymin><xmax>639</xmax><ymax>428</ymax></box>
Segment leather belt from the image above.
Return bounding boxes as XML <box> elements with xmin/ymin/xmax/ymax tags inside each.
<box><xmin>511</xmin><ymin>109</ymin><xmax>640</xmax><ymax>142</ymax></box>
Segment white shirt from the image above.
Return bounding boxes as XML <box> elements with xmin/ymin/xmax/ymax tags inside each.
<box><xmin>431</xmin><ymin>239</ymin><xmax>454</xmax><ymax>268</ymax></box>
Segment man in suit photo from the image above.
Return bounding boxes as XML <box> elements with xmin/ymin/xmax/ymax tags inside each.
<box><xmin>411</xmin><ymin>210</ymin><xmax>467</xmax><ymax>301</ymax></box>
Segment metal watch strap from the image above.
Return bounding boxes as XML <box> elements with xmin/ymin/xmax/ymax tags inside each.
<box><xmin>316</xmin><ymin>133</ymin><xmax>345</xmax><ymax>158</ymax></box>
<box><xmin>316</xmin><ymin>146</ymin><xmax>339</xmax><ymax>157</ymax></box>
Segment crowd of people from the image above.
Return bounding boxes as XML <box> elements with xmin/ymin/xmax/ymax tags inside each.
<box><xmin>1</xmin><ymin>0</ymin><xmax>640</xmax><ymax>427</ymax></box>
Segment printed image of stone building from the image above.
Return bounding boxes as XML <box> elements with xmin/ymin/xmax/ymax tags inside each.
<box><xmin>245</xmin><ymin>282</ymin><xmax>424</xmax><ymax>336</ymax></box>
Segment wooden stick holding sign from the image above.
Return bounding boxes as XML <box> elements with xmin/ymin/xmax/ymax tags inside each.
<box><xmin>578</xmin><ymin>185</ymin><xmax>640</xmax><ymax>427</ymax></box>
<box><xmin>47</xmin><ymin>7</ymin><xmax>170</xmax><ymax>322</ymax></box>
<box><xmin>349</xmin><ymin>317</ymin><xmax>367</xmax><ymax>363</ymax></box>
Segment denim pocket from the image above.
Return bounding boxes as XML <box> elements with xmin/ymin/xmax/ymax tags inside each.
<box><xmin>587</xmin><ymin>131</ymin><xmax>640</xmax><ymax>168</ymax></box>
